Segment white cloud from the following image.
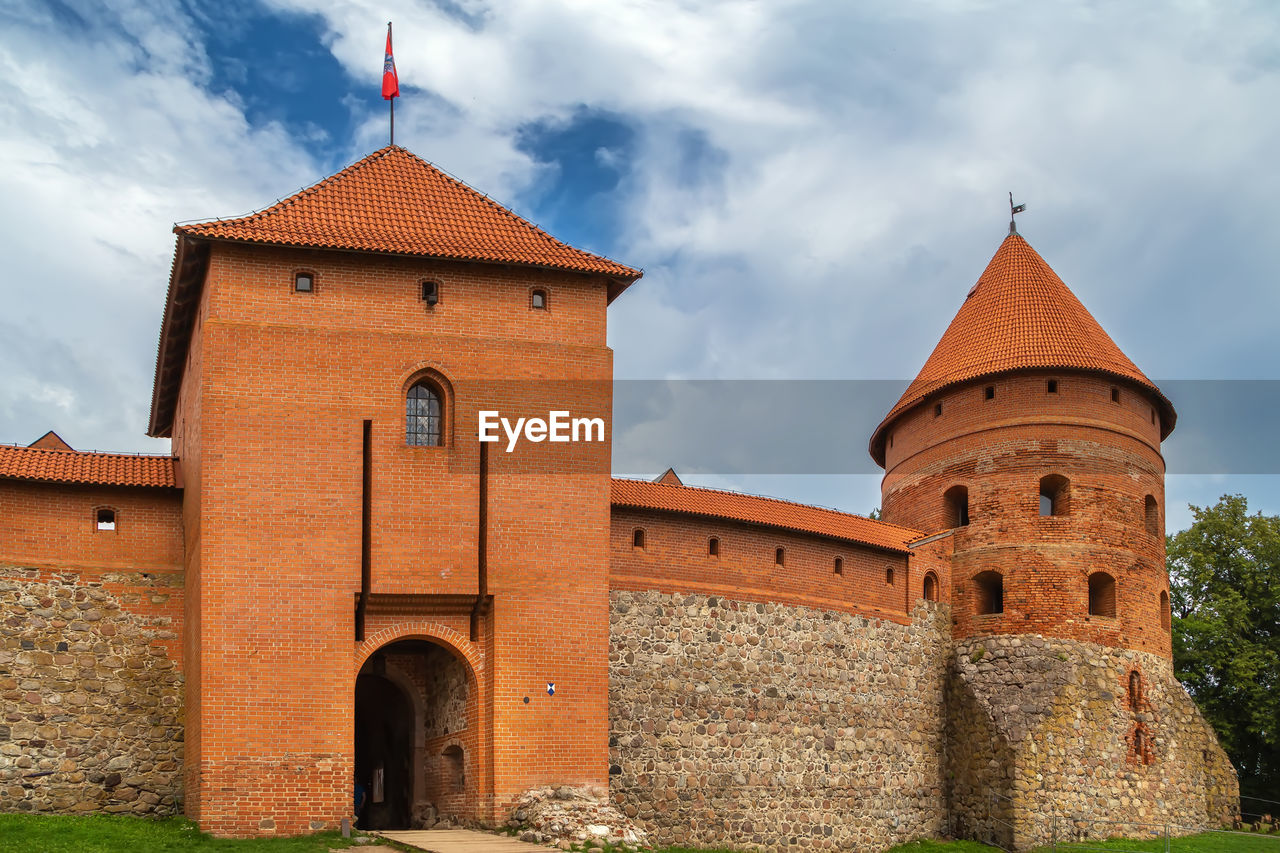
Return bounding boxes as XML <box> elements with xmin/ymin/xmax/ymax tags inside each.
<box><xmin>2</xmin><ymin>0</ymin><xmax>1279</xmax><ymax>525</ymax></box>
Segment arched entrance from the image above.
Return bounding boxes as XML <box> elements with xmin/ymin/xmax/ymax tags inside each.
<box><xmin>355</xmin><ymin>637</ymin><xmax>476</xmax><ymax>830</ymax></box>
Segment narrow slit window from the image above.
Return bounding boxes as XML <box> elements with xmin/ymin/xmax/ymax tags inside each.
<box><xmin>934</xmin><ymin>403</ymin><xmax>943</xmax><ymax>417</ymax></box>
<box><xmin>1047</xmin><ymin>379</ymin><xmax>1058</xmax><ymax>394</ymax></box>
<box><xmin>421</xmin><ymin>280</ymin><xmax>440</xmax><ymax>305</ymax></box>
<box><xmin>885</xmin><ymin>566</ymin><xmax>895</xmax><ymax>585</ymax></box>
<box><xmin>833</xmin><ymin>557</ymin><xmax>843</xmax><ymax>575</ymax></box>
<box><xmin>985</xmin><ymin>386</ymin><xmax>995</xmax><ymax>401</ymax></box>
<box><xmin>1128</xmin><ymin>671</ymin><xmax>1142</xmax><ymax>711</ymax></box>
<box><xmin>1144</xmin><ymin>495</ymin><xmax>1159</xmax><ymax>537</ymax></box>
<box><xmin>632</xmin><ymin>528</ymin><xmax>645</xmax><ymax>549</ymax></box>
<box><xmin>1040</xmin><ymin>474</ymin><xmax>1069</xmax><ymax>516</ymax></box>
<box><xmin>945</xmin><ymin>485</ymin><xmax>970</xmax><ymax>527</ymax></box>
<box><xmin>708</xmin><ymin>537</ymin><xmax>720</xmax><ymax>557</ymax></box>
<box><xmin>531</xmin><ymin>289</ymin><xmax>547</xmax><ymax>310</ymax></box>
<box><xmin>1111</xmin><ymin>387</ymin><xmax>1121</xmax><ymax>403</ymax></box>
<box><xmin>1160</xmin><ymin>591</ymin><xmax>1170</xmax><ymax>632</ymax></box>
<box><xmin>975</xmin><ymin>571</ymin><xmax>1004</xmax><ymax>615</ymax></box>
<box><xmin>1088</xmin><ymin>572</ymin><xmax>1117</xmax><ymax>617</ymax></box>
<box><xmin>775</xmin><ymin>547</ymin><xmax>785</xmax><ymax>566</ymax></box>
<box><xmin>96</xmin><ymin>508</ymin><xmax>116</xmax><ymax>531</ymax></box>
<box><xmin>293</xmin><ymin>272</ymin><xmax>313</xmax><ymax>293</ymax></box>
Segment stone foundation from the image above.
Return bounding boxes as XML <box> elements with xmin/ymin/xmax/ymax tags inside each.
<box><xmin>0</xmin><ymin>569</ymin><xmax>184</xmax><ymax>816</ymax></box>
<box><xmin>947</xmin><ymin>634</ymin><xmax>1238</xmax><ymax>850</ymax></box>
<box><xmin>609</xmin><ymin>590</ymin><xmax>950</xmax><ymax>851</ymax></box>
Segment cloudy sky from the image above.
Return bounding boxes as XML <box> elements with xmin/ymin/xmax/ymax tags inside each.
<box><xmin>2</xmin><ymin>0</ymin><xmax>1278</xmax><ymax>532</ymax></box>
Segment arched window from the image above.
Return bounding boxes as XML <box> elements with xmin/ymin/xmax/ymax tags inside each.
<box><xmin>709</xmin><ymin>537</ymin><xmax>720</xmax><ymax>557</ymax></box>
<box><xmin>1039</xmin><ymin>474</ymin><xmax>1069</xmax><ymax>516</ymax></box>
<box><xmin>833</xmin><ymin>556</ymin><xmax>843</xmax><ymax>575</ymax></box>
<box><xmin>1144</xmin><ymin>495</ymin><xmax>1159</xmax><ymax>537</ymax></box>
<box><xmin>944</xmin><ymin>485</ymin><xmax>970</xmax><ymax>527</ymax></box>
<box><xmin>975</xmin><ymin>571</ymin><xmax>1004</xmax><ymax>615</ymax></box>
<box><xmin>406</xmin><ymin>382</ymin><xmax>443</xmax><ymax>446</ymax></box>
<box><xmin>885</xmin><ymin>566</ymin><xmax>895</xmax><ymax>585</ymax></box>
<box><xmin>1160</xmin><ymin>590</ymin><xmax>1170</xmax><ymax>632</ymax></box>
<box><xmin>775</xmin><ymin>547</ymin><xmax>785</xmax><ymax>566</ymax></box>
<box><xmin>1128</xmin><ymin>670</ymin><xmax>1143</xmax><ymax>711</ymax></box>
<box><xmin>923</xmin><ymin>572</ymin><xmax>939</xmax><ymax>602</ymax></box>
<box><xmin>1088</xmin><ymin>572</ymin><xmax>1117</xmax><ymax>617</ymax></box>
<box><xmin>632</xmin><ymin>528</ymin><xmax>645</xmax><ymax>549</ymax></box>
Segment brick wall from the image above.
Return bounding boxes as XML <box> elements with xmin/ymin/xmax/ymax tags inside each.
<box><xmin>175</xmin><ymin>242</ymin><xmax>615</xmax><ymax>834</ymax></box>
<box><xmin>0</xmin><ymin>479</ymin><xmax>184</xmax><ymax>816</ymax></box>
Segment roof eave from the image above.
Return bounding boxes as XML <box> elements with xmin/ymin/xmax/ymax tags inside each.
<box><xmin>868</xmin><ymin>366</ymin><xmax>1179</xmax><ymax>467</ymax></box>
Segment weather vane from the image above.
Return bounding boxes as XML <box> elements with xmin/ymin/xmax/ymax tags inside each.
<box><xmin>1009</xmin><ymin>192</ymin><xmax>1027</xmax><ymax>234</ymax></box>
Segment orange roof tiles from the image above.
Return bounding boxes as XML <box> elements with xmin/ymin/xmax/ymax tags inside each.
<box><xmin>870</xmin><ymin>233</ymin><xmax>1175</xmax><ymax>462</ymax></box>
<box><xmin>176</xmin><ymin>146</ymin><xmax>640</xmax><ymax>279</ymax></box>
<box><xmin>611</xmin><ymin>478</ymin><xmax>921</xmax><ymax>553</ymax></box>
<box><xmin>0</xmin><ymin>444</ymin><xmax>179</xmax><ymax>488</ymax></box>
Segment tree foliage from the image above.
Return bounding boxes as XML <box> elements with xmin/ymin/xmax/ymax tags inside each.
<box><xmin>1168</xmin><ymin>494</ymin><xmax>1280</xmax><ymax>803</ymax></box>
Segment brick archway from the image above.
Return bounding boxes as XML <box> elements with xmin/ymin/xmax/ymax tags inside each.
<box><xmin>353</xmin><ymin>622</ymin><xmax>489</xmax><ymax>825</ymax></box>
<box><xmin>354</xmin><ymin>621</ymin><xmax>484</xmax><ymax>681</ymax></box>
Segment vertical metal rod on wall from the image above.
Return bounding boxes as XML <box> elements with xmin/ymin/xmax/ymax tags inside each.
<box><xmin>356</xmin><ymin>419</ymin><xmax>372</xmax><ymax>641</ymax></box>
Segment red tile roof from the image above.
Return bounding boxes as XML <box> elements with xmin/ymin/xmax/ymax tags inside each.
<box><xmin>175</xmin><ymin>146</ymin><xmax>640</xmax><ymax>279</ymax></box>
<box><xmin>611</xmin><ymin>478</ymin><xmax>921</xmax><ymax>553</ymax></box>
<box><xmin>870</xmin><ymin>233</ymin><xmax>1175</xmax><ymax>463</ymax></box>
<box><xmin>0</xmin><ymin>444</ymin><xmax>179</xmax><ymax>488</ymax></box>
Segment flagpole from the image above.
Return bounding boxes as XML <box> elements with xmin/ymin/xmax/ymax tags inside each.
<box><xmin>388</xmin><ymin>21</ymin><xmax>395</xmax><ymax>146</ymax></box>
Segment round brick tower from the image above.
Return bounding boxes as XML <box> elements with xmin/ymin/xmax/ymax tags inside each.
<box><xmin>870</xmin><ymin>231</ymin><xmax>1177</xmax><ymax>657</ymax></box>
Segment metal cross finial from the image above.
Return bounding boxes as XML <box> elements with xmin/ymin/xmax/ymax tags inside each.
<box><xmin>1009</xmin><ymin>192</ymin><xmax>1027</xmax><ymax>234</ymax></box>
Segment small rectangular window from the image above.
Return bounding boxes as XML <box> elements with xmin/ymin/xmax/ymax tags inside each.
<box><xmin>985</xmin><ymin>386</ymin><xmax>995</xmax><ymax>400</ymax></box>
<box><xmin>708</xmin><ymin>537</ymin><xmax>720</xmax><ymax>557</ymax></box>
<box><xmin>96</xmin><ymin>508</ymin><xmax>116</xmax><ymax>531</ymax></box>
<box><xmin>834</xmin><ymin>557</ymin><xmax>843</xmax><ymax>575</ymax></box>
<box><xmin>1111</xmin><ymin>387</ymin><xmax>1121</xmax><ymax>403</ymax></box>
<box><xmin>531</xmin><ymin>289</ymin><xmax>547</xmax><ymax>310</ymax></box>
<box><xmin>294</xmin><ymin>272</ymin><xmax>313</xmax><ymax>293</ymax></box>
<box><xmin>1047</xmin><ymin>379</ymin><xmax>1058</xmax><ymax>394</ymax></box>
<box><xmin>934</xmin><ymin>403</ymin><xmax>942</xmax><ymax>417</ymax></box>
<box><xmin>775</xmin><ymin>547</ymin><xmax>785</xmax><ymax>566</ymax></box>
<box><xmin>632</xmin><ymin>528</ymin><xmax>645</xmax><ymax>549</ymax></box>
<box><xmin>421</xmin><ymin>281</ymin><xmax>440</xmax><ymax>305</ymax></box>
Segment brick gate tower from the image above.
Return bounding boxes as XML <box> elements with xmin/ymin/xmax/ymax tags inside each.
<box><xmin>148</xmin><ymin>146</ymin><xmax>640</xmax><ymax>835</ymax></box>
<box><xmin>869</xmin><ymin>230</ymin><xmax>1238</xmax><ymax>849</ymax></box>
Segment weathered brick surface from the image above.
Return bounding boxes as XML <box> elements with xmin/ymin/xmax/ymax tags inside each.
<box><xmin>609</xmin><ymin>590</ymin><xmax>950</xmax><ymax>852</ymax></box>
<box><xmin>882</xmin><ymin>372</ymin><xmax>1171</xmax><ymax>657</ymax></box>
<box><xmin>947</xmin><ymin>634</ymin><xmax>1238</xmax><ymax>850</ymax></box>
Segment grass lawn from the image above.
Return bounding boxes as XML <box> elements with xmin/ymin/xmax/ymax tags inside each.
<box><xmin>0</xmin><ymin>814</ymin><xmax>379</xmax><ymax>852</ymax></box>
<box><xmin>885</xmin><ymin>831</ymin><xmax>1280</xmax><ymax>852</ymax></box>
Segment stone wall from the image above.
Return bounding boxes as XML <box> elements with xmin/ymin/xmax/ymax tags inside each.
<box><xmin>947</xmin><ymin>634</ymin><xmax>1237</xmax><ymax>850</ymax></box>
<box><xmin>609</xmin><ymin>590</ymin><xmax>950</xmax><ymax>852</ymax></box>
<box><xmin>0</xmin><ymin>569</ymin><xmax>184</xmax><ymax>816</ymax></box>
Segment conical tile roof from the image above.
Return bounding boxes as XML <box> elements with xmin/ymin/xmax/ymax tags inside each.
<box><xmin>869</xmin><ymin>233</ymin><xmax>1174</xmax><ymax>464</ymax></box>
<box><xmin>176</xmin><ymin>145</ymin><xmax>639</xmax><ymax>279</ymax></box>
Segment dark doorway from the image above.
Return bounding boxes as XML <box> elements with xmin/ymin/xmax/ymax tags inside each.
<box><xmin>354</xmin><ymin>672</ymin><xmax>414</xmax><ymax>830</ymax></box>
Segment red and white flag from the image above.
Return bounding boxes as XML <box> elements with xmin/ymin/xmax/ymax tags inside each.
<box><xmin>382</xmin><ymin>24</ymin><xmax>399</xmax><ymax>100</ymax></box>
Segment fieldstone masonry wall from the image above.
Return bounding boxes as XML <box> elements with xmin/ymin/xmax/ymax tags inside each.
<box><xmin>0</xmin><ymin>569</ymin><xmax>183</xmax><ymax>816</ymax></box>
<box><xmin>609</xmin><ymin>590</ymin><xmax>951</xmax><ymax>852</ymax></box>
<box><xmin>948</xmin><ymin>634</ymin><xmax>1237</xmax><ymax>850</ymax></box>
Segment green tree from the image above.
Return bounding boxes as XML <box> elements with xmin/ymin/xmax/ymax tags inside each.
<box><xmin>1168</xmin><ymin>494</ymin><xmax>1280</xmax><ymax>804</ymax></box>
